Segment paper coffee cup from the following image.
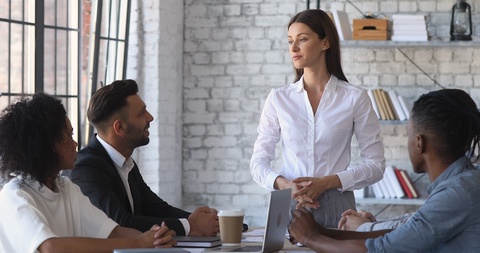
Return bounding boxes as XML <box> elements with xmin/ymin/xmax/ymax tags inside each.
<box><xmin>218</xmin><ymin>210</ymin><xmax>245</xmax><ymax>245</ymax></box>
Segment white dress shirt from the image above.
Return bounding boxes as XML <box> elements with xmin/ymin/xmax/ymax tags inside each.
<box><xmin>250</xmin><ymin>75</ymin><xmax>385</xmax><ymax>191</ymax></box>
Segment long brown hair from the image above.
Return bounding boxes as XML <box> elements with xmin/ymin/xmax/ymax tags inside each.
<box><xmin>288</xmin><ymin>9</ymin><xmax>348</xmax><ymax>83</ymax></box>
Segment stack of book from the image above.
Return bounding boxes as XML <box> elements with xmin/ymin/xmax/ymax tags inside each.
<box><xmin>371</xmin><ymin>165</ymin><xmax>419</xmax><ymax>199</ymax></box>
<box><xmin>367</xmin><ymin>89</ymin><xmax>409</xmax><ymax>121</ymax></box>
<box><xmin>391</xmin><ymin>14</ymin><xmax>428</xmax><ymax>41</ymax></box>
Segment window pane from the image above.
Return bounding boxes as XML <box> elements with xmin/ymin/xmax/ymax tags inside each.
<box><xmin>45</xmin><ymin>0</ymin><xmax>56</xmax><ymax>26</ymax></box>
<box><xmin>56</xmin><ymin>0</ymin><xmax>67</xmax><ymax>28</ymax></box>
<box><xmin>56</xmin><ymin>29</ymin><xmax>68</xmax><ymax>95</ymax></box>
<box><xmin>44</xmin><ymin>28</ymin><xmax>56</xmax><ymax>93</ymax></box>
<box><xmin>68</xmin><ymin>31</ymin><xmax>79</xmax><ymax>96</ymax></box>
<box><xmin>105</xmin><ymin>40</ymin><xmax>117</xmax><ymax>85</ymax></box>
<box><xmin>0</xmin><ymin>0</ymin><xmax>10</xmax><ymax>19</ymax></box>
<box><xmin>10</xmin><ymin>0</ymin><xmax>23</xmax><ymax>21</ymax></box>
<box><xmin>118</xmin><ymin>0</ymin><xmax>128</xmax><ymax>40</ymax></box>
<box><xmin>25</xmin><ymin>0</ymin><xmax>35</xmax><ymax>23</ymax></box>
<box><xmin>97</xmin><ymin>39</ymin><xmax>108</xmax><ymax>86</ymax></box>
<box><xmin>116</xmin><ymin>42</ymin><xmax>125</xmax><ymax>80</ymax></box>
<box><xmin>10</xmin><ymin>23</ymin><xmax>24</xmax><ymax>93</ymax></box>
<box><xmin>0</xmin><ymin>22</ymin><xmax>9</xmax><ymax>91</ymax></box>
<box><xmin>23</xmin><ymin>24</ymin><xmax>35</xmax><ymax>94</ymax></box>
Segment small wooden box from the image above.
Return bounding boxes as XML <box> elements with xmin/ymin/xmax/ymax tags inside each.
<box><xmin>353</xmin><ymin>19</ymin><xmax>392</xmax><ymax>40</ymax></box>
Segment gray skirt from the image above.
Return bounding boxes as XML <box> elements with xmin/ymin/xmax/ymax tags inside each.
<box><xmin>290</xmin><ymin>189</ymin><xmax>356</xmax><ymax>228</ymax></box>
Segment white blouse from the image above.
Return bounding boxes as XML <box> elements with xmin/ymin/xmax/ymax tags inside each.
<box><xmin>250</xmin><ymin>75</ymin><xmax>385</xmax><ymax>191</ymax></box>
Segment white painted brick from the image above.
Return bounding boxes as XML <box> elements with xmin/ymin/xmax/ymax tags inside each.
<box><xmin>185</xmin><ymin>17</ymin><xmax>218</xmax><ymax>28</ymax></box>
<box><xmin>212</xmin><ymin>52</ymin><xmax>231</xmax><ymax>64</ymax></box>
<box><xmin>191</xmin><ymin>65</ymin><xmax>225</xmax><ymax>76</ymax></box>
<box><xmin>363</xmin><ymin>76</ymin><xmax>379</xmax><ymax>86</ymax></box>
<box><xmin>183</xmin><ymin>113</ymin><xmax>216</xmax><ymax>124</ymax></box>
<box><xmin>418</xmin><ymin>1</ymin><xmax>436</xmax><ymax>12</ymax></box>
<box><xmin>379</xmin><ymin>75</ymin><xmax>398</xmax><ymax>86</ymax></box>
<box><xmin>245</xmin><ymin>52</ymin><xmax>265</xmax><ymax>63</ymax></box>
<box><xmin>254</xmin><ymin>15</ymin><xmax>291</xmax><ymax>27</ymax></box>
<box><xmin>184</xmin><ymin>88</ymin><xmax>210</xmax><ymax>99</ymax></box>
<box><xmin>193</xmin><ymin>53</ymin><xmax>211</xmax><ymax>64</ymax></box>
<box><xmin>211</xmin><ymin>28</ymin><xmax>230</xmax><ymax>40</ymax></box>
<box><xmin>225</xmin><ymin>4</ymin><xmax>241</xmax><ymax>16</ymax></box>
<box><xmin>242</xmin><ymin>4</ymin><xmax>259</xmax><ymax>15</ymax></box>
<box><xmin>379</xmin><ymin>1</ymin><xmax>398</xmax><ymax>13</ymax></box>
<box><xmin>206</xmin><ymin>124</ymin><xmax>225</xmax><ymax>136</ymax></box>
<box><xmin>398</xmin><ymin>1</ymin><xmax>417</xmax><ymax>12</ymax></box>
<box><xmin>197</xmin><ymin>77</ymin><xmax>216</xmax><ymax>88</ymax></box>
<box><xmin>248</xmin><ymin>28</ymin><xmax>266</xmax><ymax>39</ymax></box>
<box><xmin>224</xmin><ymin>100</ymin><xmax>241</xmax><ymax>112</ymax></box>
<box><xmin>226</xmin><ymin>64</ymin><xmax>262</xmax><ymax>75</ymax></box>
<box><xmin>229</xmin><ymin>27</ymin><xmax>248</xmax><ymax>39</ymax></box>
<box><xmin>225</xmin><ymin>124</ymin><xmax>243</xmax><ymax>135</ymax></box>
<box><xmin>454</xmin><ymin>75</ymin><xmax>474</xmax><ymax>87</ymax></box>
<box><xmin>214</xmin><ymin>76</ymin><xmax>234</xmax><ymax>87</ymax></box>
<box><xmin>186</xmin><ymin>100</ymin><xmax>206</xmax><ymax>113</ymax></box>
<box><xmin>204</xmin><ymin>136</ymin><xmax>238</xmax><ymax>147</ymax></box>
<box><xmin>438</xmin><ymin>62</ymin><xmax>471</xmax><ymax>74</ymax></box>
<box><xmin>206</xmin><ymin>183</ymin><xmax>240</xmax><ymax>194</ymax></box>
<box><xmin>230</xmin><ymin>52</ymin><xmax>246</xmax><ymax>64</ymax></box>
<box><xmin>199</xmin><ymin>41</ymin><xmax>234</xmax><ymax>51</ymax></box>
<box><xmin>188</xmin><ymin>125</ymin><xmax>206</xmax><ymax>136</ymax></box>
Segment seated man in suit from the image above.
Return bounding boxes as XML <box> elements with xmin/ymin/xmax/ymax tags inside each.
<box><xmin>288</xmin><ymin>89</ymin><xmax>480</xmax><ymax>252</ymax></box>
<box><xmin>70</xmin><ymin>79</ymin><xmax>219</xmax><ymax>237</ymax></box>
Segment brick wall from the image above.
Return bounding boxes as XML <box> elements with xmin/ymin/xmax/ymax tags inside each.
<box><xmin>127</xmin><ymin>0</ymin><xmax>480</xmax><ymax>226</ymax></box>
<box><xmin>127</xmin><ymin>0</ymin><xmax>184</xmax><ymax>207</ymax></box>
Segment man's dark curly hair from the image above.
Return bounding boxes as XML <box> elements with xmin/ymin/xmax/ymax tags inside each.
<box><xmin>411</xmin><ymin>89</ymin><xmax>480</xmax><ymax>162</ymax></box>
<box><xmin>0</xmin><ymin>93</ymin><xmax>67</xmax><ymax>184</ymax></box>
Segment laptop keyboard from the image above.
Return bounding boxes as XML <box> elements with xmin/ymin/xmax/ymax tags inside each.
<box><xmin>229</xmin><ymin>246</ymin><xmax>262</xmax><ymax>252</ymax></box>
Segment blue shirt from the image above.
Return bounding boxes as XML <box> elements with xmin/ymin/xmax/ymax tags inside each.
<box><xmin>366</xmin><ymin>156</ymin><xmax>480</xmax><ymax>252</ymax></box>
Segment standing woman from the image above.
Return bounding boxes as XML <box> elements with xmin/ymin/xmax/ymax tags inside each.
<box><xmin>250</xmin><ymin>9</ymin><xmax>385</xmax><ymax>228</ymax></box>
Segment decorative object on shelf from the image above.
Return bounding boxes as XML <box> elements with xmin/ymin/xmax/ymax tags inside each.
<box><xmin>391</xmin><ymin>14</ymin><xmax>428</xmax><ymax>41</ymax></box>
<box><xmin>331</xmin><ymin>9</ymin><xmax>352</xmax><ymax>41</ymax></box>
<box><xmin>352</xmin><ymin>19</ymin><xmax>392</xmax><ymax>40</ymax></box>
<box><xmin>450</xmin><ymin>0</ymin><xmax>472</xmax><ymax>41</ymax></box>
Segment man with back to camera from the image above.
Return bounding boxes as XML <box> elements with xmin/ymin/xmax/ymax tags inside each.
<box><xmin>70</xmin><ymin>79</ymin><xmax>219</xmax><ymax>237</ymax></box>
<box><xmin>288</xmin><ymin>89</ymin><xmax>480</xmax><ymax>253</ymax></box>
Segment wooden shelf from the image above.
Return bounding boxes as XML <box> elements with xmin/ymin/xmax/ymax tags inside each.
<box><xmin>341</xmin><ymin>40</ymin><xmax>478</xmax><ymax>48</ymax></box>
<box><xmin>356</xmin><ymin>197</ymin><xmax>425</xmax><ymax>205</ymax></box>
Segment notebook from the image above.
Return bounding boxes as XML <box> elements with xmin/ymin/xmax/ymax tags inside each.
<box><xmin>113</xmin><ymin>248</ymin><xmax>190</xmax><ymax>253</ymax></box>
<box><xmin>174</xmin><ymin>236</ymin><xmax>222</xmax><ymax>248</ymax></box>
<box><xmin>204</xmin><ymin>188</ymin><xmax>292</xmax><ymax>253</ymax></box>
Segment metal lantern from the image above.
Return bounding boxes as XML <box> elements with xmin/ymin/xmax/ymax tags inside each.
<box><xmin>450</xmin><ymin>0</ymin><xmax>472</xmax><ymax>41</ymax></box>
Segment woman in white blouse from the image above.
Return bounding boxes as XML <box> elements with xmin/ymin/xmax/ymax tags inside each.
<box><xmin>250</xmin><ymin>9</ymin><xmax>385</xmax><ymax>228</ymax></box>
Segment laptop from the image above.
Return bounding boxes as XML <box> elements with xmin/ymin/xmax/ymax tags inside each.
<box><xmin>205</xmin><ymin>188</ymin><xmax>292</xmax><ymax>253</ymax></box>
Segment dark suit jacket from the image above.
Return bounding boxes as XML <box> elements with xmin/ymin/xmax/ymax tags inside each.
<box><xmin>70</xmin><ymin>135</ymin><xmax>190</xmax><ymax>235</ymax></box>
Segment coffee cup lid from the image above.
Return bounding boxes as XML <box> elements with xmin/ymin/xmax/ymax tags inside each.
<box><xmin>218</xmin><ymin>210</ymin><xmax>245</xmax><ymax>217</ymax></box>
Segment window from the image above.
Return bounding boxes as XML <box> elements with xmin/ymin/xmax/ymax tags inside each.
<box><xmin>0</xmin><ymin>0</ymin><xmax>131</xmax><ymax>149</ymax></box>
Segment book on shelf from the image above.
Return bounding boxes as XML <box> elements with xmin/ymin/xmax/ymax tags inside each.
<box><xmin>174</xmin><ymin>236</ymin><xmax>222</xmax><ymax>248</ymax></box>
<box><xmin>392</xmin><ymin>14</ymin><xmax>426</xmax><ymax>21</ymax></box>
<box><xmin>398</xmin><ymin>95</ymin><xmax>410</xmax><ymax>119</ymax></box>
<box><xmin>391</xmin><ymin>14</ymin><xmax>428</xmax><ymax>41</ymax></box>
<box><xmin>394</xmin><ymin>168</ymin><xmax>419</xmax><ymax>198</ymax></box>
<box><xmin>384</xmin><ymin>165</ymin><xmax>406</xmax><ymax>198</ymax></box>
<box><xmin>381</xmin><ymin>89</ymin><xmax>399</xmax><ymax>120</ymax></box>
<box><xmin>372</xmin><ymin>89</ymin><xmax>388</xmax><ymax>120</ymax></box>
<box><xmin>378</xmin><ymin>175</ymin><xmax>394</xmax><ymax>198</ymax></box>
<box><xmin>331</xmin><ymin>9</ymin><xmax>352</xmax><ymax>41</ymax></box>
<box><xmin>368</xmin><ymin>89</ymin><xmax>408</xmax><ymax>121</ymax></box>
<box><xmin>388</xmin><ymin>90</ymin><xmax>407</xmax><ymax>121</ymax></box>
<box><xmin>371</xmin><ymin>182</ymin><xmax>384</xmax><ymax>198</ymax></box>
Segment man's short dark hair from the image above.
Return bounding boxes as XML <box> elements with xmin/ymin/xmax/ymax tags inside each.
<box><xmin>87</xmin><ymin>79</ymin><xmax>139</xmax><ymax>131</ymax></box>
